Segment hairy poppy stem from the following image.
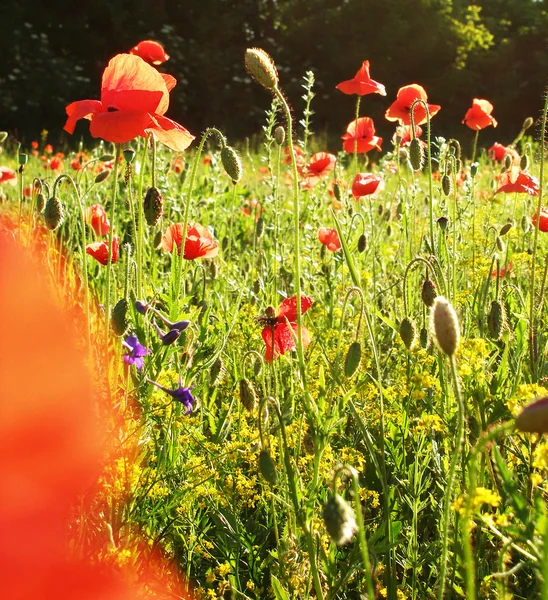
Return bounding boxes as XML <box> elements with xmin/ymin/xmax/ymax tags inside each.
<box><xmin>529</xmin><ymin>92</ymin><xmax>548</xmax><ymax>380</ymax></box>
<box><xmin>104</xmin><ymin>144</ymin><xmax>121</xmax><ymax>347</ymax></box>
<box><xmin>52</xmin><ymin>173</ymin><xmax>91</xmax><ymax>348</ymax></box>
<box><xmin>438</xmin><ymin>355</ymin><xmax>465</xmax><ymax>600</ymax></box>
<box><xmin>177</xmin><ymin>127</ymin><xmax>226</xmax><ymax>301</ymax></box>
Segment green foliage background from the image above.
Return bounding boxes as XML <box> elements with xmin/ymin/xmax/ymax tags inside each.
<box><xmin>1</xmin><ymin>0</ymin><xmax>547</xmax><ymax>149</ymax></box>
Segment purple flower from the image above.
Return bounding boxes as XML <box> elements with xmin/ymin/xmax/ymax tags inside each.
<box><xmin>135</xmin><ymin>300</ymin><xmax>149</xmax><ymax>315</ymax></box>
<box><xmin>122</xmin><ymin>335</ymin><xmax>151</xmax><ymax>370</ymax></box>
<box><xmin>147</xmin><ymin>376</ymin><xmax>196</xmax><ymax>414</ymax></box>
<box><xmin>154</xmin><ymin>322</ymin><xmax>181</xmax><ymax>345</ymax></box>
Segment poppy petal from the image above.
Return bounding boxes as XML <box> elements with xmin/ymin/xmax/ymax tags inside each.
<box><xmin>64</xmin><ymin>100</ymin><xmax>105</xmax><ymax>134</ymax></box>
<box><xmin>101</xmin><ymin>54</ymin><xmax>170</xmax><ymax>115</ymax></box>
<box><xmin>277</xmin><ymin>295</ymin><xmax>313</xmax><ymax>322</ymax></box>
<box><xmin>90</xmin><ymin>111</ymin><xmax>153</xmax><ymax>144</ymax></box>
<box><xmin>161</xmin><ymin>74</ymin><xmax>177</xmax><ymax>92</ymax></box>
<box><xmin>146</xmin><ymin>115</ymin><xmax>195</xmax><ymax>152</ymax></box>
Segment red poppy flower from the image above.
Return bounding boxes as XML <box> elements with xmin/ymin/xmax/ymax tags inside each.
<box><xmin>283</xmin><ymin>145</ymin><xmax>305</xmax><ymax>169</ymax></box>
<box><xmin>86</xmin><ymin>235</ymin><xmax>120</xmax><ymax>265</ymax></box>
<box><xmin>491</xmin><ymin>262</ymin><xmax>515</xmax><ymax>278</ymax></box>
<box><xmin>64</xmin><ymin>53</ymin><xmax>194</xmax><ymax>152</ymax></box>
<box><xmin>342</xmin><ymin>117</ymin><xmax>382</xmax><ymax>154</ymax></box>
<box><xmin>260</xmin><ymin>295</ymin><xmax>313</xmax><ymax>362</ymax></box>
<box><xmin>336</xmin><ymin>60</ymin><xmax>386</xmax><ymax>96</ymax></box>
<box><xmin>242</xmin><ymin>198</ymin><xmax>263</xmax><ymax>219</ymax></box>
<box><xmin>303</xmin><ymin>152</ymin><xmax>336</xmax><ymax>188</ymax></box>
<box><xmin>318</xmin><ymin>227</ymin><xmax>341</xmax><ymax>252</ymax></box>
<box><xmin>385</xmin><ymin>84</ymin><xmax>441</xmax><ymax>126</ymax></box>
<box><xmin>159</xmin><ymin>222</ymin><xmax>218</xmax><ymax>260</ymax></box>
<box><xmin>533</xmin><ymin>209</ymin><xmax>548</xmax><ymax>232</ymax></box>
<box><xmin>352</xmin><ymin>173</ymin><xmax>384</xmax><ymax>199</ymax></box>
<box><xmin>463</xmin><ymin>99</ymin><xmax>497</xmax><ymax>130</ymax></box>
<box><xmin>488</xmin><ymin>143</ymin><xmax>519</xmax><ymax>164</ymax></box>
<box><xmin>0</xmin><ymin>167</ymin><xmax>16</xmax><ymax>185</ymax></box>
<box><xmin>85</xmin><ymin>204</ymin><xmax>110</xmax><ymax>236</ymax></box>
<box><xmin>495</xmin><ymin>168</ymin><xmax>539</xmax><ymax>196</ymax></box>
<box><xmin>44</xmin><ymin>144</ymin><xmax>54</xmax><ymax>155</ymax></box>
<box><xmin>393</xmin><ymin>124</ymin><xmax>423</xmax><ymax>147</ymax></box>
<box><xmin>46</xmin><ymin>156</ymin><xmax>64</xmax><ymax>172</ymax></box>
<box><xmin>129</xmin><ymin>40</ymin><xmax>169</xmax><ymax>65</ymax></box>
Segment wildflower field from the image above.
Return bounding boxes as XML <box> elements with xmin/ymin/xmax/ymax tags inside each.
<box><xmin>2</xmin><ymin>41</ymin><xmax>548</xmax><ymax>600</ymax></box>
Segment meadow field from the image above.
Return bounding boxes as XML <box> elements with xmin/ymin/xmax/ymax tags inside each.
<box><xmin>1</xmin><ymin>43</ymin><xmax>548</xmax><ymax>600</ymax></box>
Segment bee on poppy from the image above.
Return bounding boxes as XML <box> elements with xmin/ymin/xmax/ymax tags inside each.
<box><xmin>257</xmin><ymin>296</ymin><xmax>313</xmax><ymax>363</ymax></box>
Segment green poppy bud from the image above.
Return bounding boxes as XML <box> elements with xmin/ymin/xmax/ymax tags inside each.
<box><xmin>487</xmin><ymin>300</ymin><xmax>505</xmax><ymax>341</ymax></box>
<box><xmin>239</xmin><ymin>378</ymin><xmax>258</xmax><ymax>411</ymax></box>
<box><xmin>209</xmin><ymin>357</ymin><xmax>224</xmax><ymax>386</ymax></box>
<box><xmin>516</xmin><ymin>396</ymin><xmax>548</xmax><ymax>433</ymax></box>
<box><xmin>409</xmin><ymin>138</ymin><xmax>424</xmax><ymax>171</ymax></box>
<box><xmin>221</xmin><ymin>146</ymin><xmax>243</xmax><ymax>184</ymax></box>
<box><xmin>258</xmin><ymin>449</ymin><xmax>277</xmax><ymax>485</ymax></box>
<box><xmin>245</xmin><ymin>48</ymin><xmax>279</xmax><ymax>91</ymax></box>
<box><xmin>430</xmin><ymin>296</ymin><xmax>460</xmax><ymax>356</ymax></box>
<box><xmin>43</xmin><ymin>196</ymin><xmax>64</xmax><ymax>230</ymax></box>
<box><xmin>322</xmin><ymin>494</ymin><xmax>358</xmax><ymax>546</ymax></box>
<box><xmin>143</xmin><ymin>187</ymin><xmax>163</xmax><ymax>227</ymax></box>
<box><xmin>111</xmin><ymin>298</ymin><xmax>129</xmax><ymax>336</ymax></box>
<box><xmin>95</xmin><ymin>170</ymin><xmax>110</xmax><ymax>184</ymax></box>
<box><xmin>499</xmin><ymin>222</ymin><xmax>513</xmax><ymax>236</ymax></box>
<box><xmin>274</xmin><ymin>126</ymin><xmax>285</xmax><ymax>146</ymax></box>
<box><xmin>357</xmin><ymin>233</ymin><xmax>367</xmax><ymax>253</ymax></box>
<box><xmin>399</xmin><ymin>317</ymin><xmax>417</xmax><ymax>350</ymax></box>
<box><xmin>441</xmin><ymin>174</ymin><xmax>452</xmax><ymax>197</ymax></box>
<box><xmin>421</xmin><ymin>279</ymin><xmax>438</xmax><ymax>308</ymax></box>
<box><xmin>520</xmin><ymin>154</ymin><xmax>529</xmax><ymax>172</ymax></box>
<box><xmin>344</xmin><ymin>341</ymin><xmax>362</xmax><ymax>378</ymax></box>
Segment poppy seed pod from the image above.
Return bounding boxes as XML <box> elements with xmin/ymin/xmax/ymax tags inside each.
<box><xmin>344</xmin><ymin>341</ymin><xmax>362</xmax><ymax>378</ymax></box>
<box><xmin>487</xmin><ymin>299</ymin><xmax>506</xmax><ymax>341</ymax></box>
<box><xmin>123</xmin><ymin>148</ymin><xmax>136</xmax><ymax>163</ymax></box>
<box><xmin>441</xmin><ymin>174</ymin><xmax>452</xmax><ymax>197</ymax></box>
<box><xmin>430</xmin><ymin>296</ymin><xmax>460</xmax><ymax>356</ymax></box>
<box><xmin>239</xmin><ymin>378</ymin><xmax>258</xmax><ymax>411</ymax></box>
<box><xmin>421</xmin><ymin>279</ymin><xmax>438</xmax><ymax>307</ymax></box>
<box><xmin>258</xmin><ymin>449</ymin><xmax>277</xmax><ymax>485</ymax></box>
<box><xmin>143</xmin><ymin>187</ymin><xmax>163</xmax><ymax>227</ymax></box>
<box><xmin>409</xmin><ymin>138</ymin><xmax>424</xmax><ymax>171</ymax></box>
<box><xmin>322</xmin><ymin>494</ymin><xmax>358</xmax><ymax>546</ymax></box>
<box><xmin>399</xmin><ymin>317</ymin><xmax>417</xmax><ymax>350</ymax></box>
<box><xmin>245</xmin><ymin>48</ymin><xmax>279</xmax><ymax>91</ymax></box>
<box><xmin>43</xmin><ymin>196</ymin><xmax>65</xmax><ymax>230</ymax></box>
<box><xmin>274</xmin><ymin>126</ymin><xmax>285</xmax><ymax>146</ymax></box>
<box><xmin>111</xmin><ymin>298</ymin><xmax>129</xmax><ymax>336</ymax></box>
<box><xmin>516</xmin><ymin>396</ymin><xmax>548</xmax><ymax>433</ymax></box>
<box><xmin>221</xmin><ymin>146</ymin><xmax>243</xmax><ymax>184</ymax></box>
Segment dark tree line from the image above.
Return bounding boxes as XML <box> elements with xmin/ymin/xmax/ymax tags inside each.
<box><xmin>1</xmin><ymin>0</ymin><xmax>547</xmax><ymax>153</ymax></box>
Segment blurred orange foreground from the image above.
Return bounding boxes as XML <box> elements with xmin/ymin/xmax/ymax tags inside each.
<box><xmin>0</xmin><ymin>224</ymin><xmax>191</xmax><ymax>598</ymax></box>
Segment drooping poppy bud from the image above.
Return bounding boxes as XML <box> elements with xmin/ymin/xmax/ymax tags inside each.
<box><xmin>35</xmin><ymin>192</ymin><xmax>45</xmax><ymax>213</ymax></box>
<box><xmin>239</xmin><ymin>378</ymin><xmax>258</xmax><ymax>411</ymax></box>
<box><xmin>322</xmin><ymin>494</ymin><xmax>358</xmax><ymax>546</ymax></box>
<box><xmin>421</xmin><ymin>279</ymin><xmax>438</xmax><ymax>307</ymax></box>
<box><xmin>487</xmin><ymin>300</ymin><xmax>505</xmax><ymax>341</ymax></box>
<box><xmin>245</xmin><ymin>48</ymin><xmax>279</xmax><ymax>91</ymax></box>
<box><xmin>399</xmin><ymin>317</ymin><xmax>417</xmax><ymax>350</ymax></box>
<box><xmin>441</xmin><ymin>174</ymin><xmax>452</xmax><ymax>197</ymax></box>
<box><xmin>221</xmin><ymin>146</ymin><xmax>243</xmax><ymax>183</ymax></box>
<box><xmin>516</xmin><ymin>396</ymin><xmax>548</xmax><ymax>433</ymax></box>
<box><xmin>357</xmin><ymin>234</ymin><xmax>367</xmax><ymax>253</ymax></box>
<box><xmin>430</xmin><ymin>296</ymin><xmax>460</xmax><ymax>356</ymax></box>
<box><xmin>95</xmin><ymin>170</ymin><xmax>110</xmax><ymax>184</ymax></box>
<box><xmin>274</xmin><ymin>126</ymin><xmax>285</xmax><ymax>146</ymax></box>
<box><xmin>209</xmin><ymin>357</ymin><xmax>225</xmax><ymax>385</ymax></box>
<box><xmin>409</xmin><ymin>138</ymin><xmax>424</xmax><ymax>171</ymax></box>
<box><xmin>258</xmin><ymin>449</ymin><xmax>277</xmax><ymax>485</ymax></box>
<box><xmin>344</xmin><ymin>341</ymin><xmax>362</xmax><ymax>378</ymax></box>
<box><xmin>143</xmin><ymin>187</ymin><xmax>163</xmax><ymax>227</ymax></box>
<box><xmin>499</xmin><ymin>222</ymin><xmax>513</xmax><ymax>236</ymax></box>
<box><xmin>111</xmin><ymin>298</ymin><xmax>129</xmax><ymax>336</ymax></box>
<box><xmin>43</xmin><ymin>196</ymin><xmax>64</xmax><ymax>230</ymax></box>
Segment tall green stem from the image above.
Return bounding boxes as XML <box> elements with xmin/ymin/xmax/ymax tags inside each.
<box><xmin>528</xmin><ymin>92</ymin><xmax>548</xmax><ymax>380</ymax></box>
<box><xmin>438</xmin><ymin>355</ymin><xmax>465</xmax><ymax>599</ymax></box>
<box><xmin>104</xmin><ymin>144</ymin><xmax>122</xmax><ymax>346</ymax></box>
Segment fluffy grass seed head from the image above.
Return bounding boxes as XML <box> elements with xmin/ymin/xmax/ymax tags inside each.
<box><xmin>430</xmin><ymin>296</ymin><xmax>460</xmax><ymax>356</ymax></box>
<box><xmin>245</xmin><ymin>48</ymin><xmax>279</xmax><ymax>91</ymax></box>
